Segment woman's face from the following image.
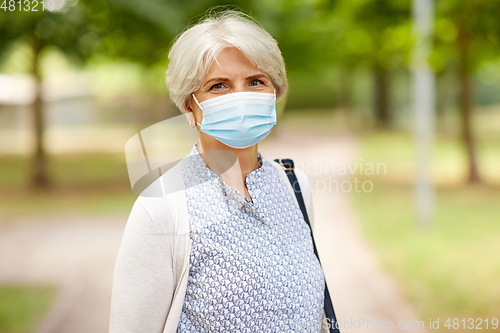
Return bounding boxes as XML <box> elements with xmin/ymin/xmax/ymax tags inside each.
<box><xmin>188</xmin><ymin>47</ymin><xmax>275</xmax><ymax>149</ymax></box>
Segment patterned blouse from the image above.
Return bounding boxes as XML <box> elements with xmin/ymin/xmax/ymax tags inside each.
<box><xmin>176</xmin><ymin>143</ymin><xmax>325</xmax><ymax>332</ymax></box>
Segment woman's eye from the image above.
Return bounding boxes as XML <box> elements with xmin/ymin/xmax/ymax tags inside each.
<box><xmin>250</xmin><ymin>79</ymin><xmax>263</xmax><ymax>87</ymax></box>
<box><xmin>209</xmin><ymin>83</ymin><xmax>224</xmax><ymax>91</ymax></box>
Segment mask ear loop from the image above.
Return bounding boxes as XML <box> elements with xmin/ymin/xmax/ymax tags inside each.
<box><xmin>273</xmin><ymin>88</ymin><xmax>276</xmax><ymax>102</ymax></box>
<box><xmin>192</xmin><ymin>94</ymin><xmax>202</xmax><ymax>109</ymax></box>
<box><xmin>191</xmin><ymin>94</ymin><xmax>203</xmax><ymax>127</ymax></box>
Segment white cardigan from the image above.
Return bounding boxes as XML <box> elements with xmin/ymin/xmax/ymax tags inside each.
<box><xmin>109</xmin><ymin>157</ymin><xmax>328</xmax><ymax>333</ymax></box>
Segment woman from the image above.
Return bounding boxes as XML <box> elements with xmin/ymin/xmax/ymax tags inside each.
<box><xmin>110</xmin><ymin>9</ymin><xmax>328</xmax><ymax>333</ymax></box>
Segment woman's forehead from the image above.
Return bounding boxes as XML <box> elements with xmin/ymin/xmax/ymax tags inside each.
<box><xmin>204</xmin><ymin>47</ymin><xmax>265</xmax><ymax>80</ymax></box>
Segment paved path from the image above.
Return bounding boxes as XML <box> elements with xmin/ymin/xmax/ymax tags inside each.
<box><xmin>0</xmin><ymin>133</ymin><xmax>426</xmax><ymax>332</ymax></box>
<box><xmin>0</xmin><ymin>216</ymin><xmax>125</xmax><ymax>333</ymax></box>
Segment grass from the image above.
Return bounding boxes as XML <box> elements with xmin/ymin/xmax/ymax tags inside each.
<box><xmin>0</xmin><ymin>153</ymin><xmax>137</xmax><ymax>219</ymax></box>
<box><xmin>352</xmin><ymin>131</ymin><xmax>500</xmax><ymax>332</ymax></box>
<box><xmin>0</xmin><ymin>285</ymin><xmax>57</xmax><ymax>333</ymax></box>
<box><xmin>355</xmin><ymin>129</ymin><xmax>500</xmax><ymax>185</ymax></box>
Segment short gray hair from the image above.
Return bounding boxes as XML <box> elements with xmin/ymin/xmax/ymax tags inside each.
<box><xmin>165</xmin><ymin>10</ymin><xmax>288</xmax><ymax>113</ymax></box>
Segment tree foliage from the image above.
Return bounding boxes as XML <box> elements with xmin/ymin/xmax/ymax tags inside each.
<box><xmin>1</xmin><ymin>0</ymin><xmax>499</xmax><ymax>186</ymax></box>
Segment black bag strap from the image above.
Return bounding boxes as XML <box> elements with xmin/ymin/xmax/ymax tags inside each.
<box><xmin>275</xmin><ymin>158</ymin><xmax>340</xmax><ymax>333</ymax></box>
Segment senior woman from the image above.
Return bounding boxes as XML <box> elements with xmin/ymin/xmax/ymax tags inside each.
<box><xmin>110</xmin><ymin>10</ymin><xmax>335</xmax><ymax>333</ymax></box>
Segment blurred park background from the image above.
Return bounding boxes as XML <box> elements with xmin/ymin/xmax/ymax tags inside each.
<box><xmin>1</xmin><ymin>0</ymin><xmax>500</xmax><ymax>332</ymax></box>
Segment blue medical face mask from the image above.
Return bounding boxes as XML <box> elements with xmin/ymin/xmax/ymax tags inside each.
<box><xmin>192</xmin><ymin>89</ymin><xmax>277</xmax><ymax>149</ymax></box>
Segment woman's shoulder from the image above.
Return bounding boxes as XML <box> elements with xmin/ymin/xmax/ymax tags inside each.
<box><xmin>135</xmin><ymin>186</ymin><xmax>188</xmax><ymax>221</ymax></box>
<box><xmin>265</xmin><ymin>156</ymin><xmax>314</xmax><ymax>225</ymax></box>
<box><xmin>266</xmin><ymin>157</ymin><xmax>311</xmax><ymax>189</ymax></box>
<box><xmin>127</xmin><ymin>174</ymin><xmax>190</xmax><ymax>246</ymax></box>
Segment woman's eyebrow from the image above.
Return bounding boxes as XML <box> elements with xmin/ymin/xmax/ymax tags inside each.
<box><xmin>203</xmin><ymin>77</ymin><xmax>229</xmax><ymax>87</ymax></box>
<box><xmin>246</xmin><ymin>74</ymin><xmax>269</xmax><ymax>81</ymax></box>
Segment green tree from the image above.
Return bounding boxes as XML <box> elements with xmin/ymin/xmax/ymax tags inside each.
<box><xmin>347</xmin><ymin>0</ymin><xmax>412</xmax><ymax>128</ymax></box>
<box><xmin>432</xmin><ymin>0</ymin><xmax>500</xmax><ymax>183</ymax></box>
<box><xmin>0</xmin><ymin>0</ymin><xmax>183</xmax><ymax>188</ymax></box>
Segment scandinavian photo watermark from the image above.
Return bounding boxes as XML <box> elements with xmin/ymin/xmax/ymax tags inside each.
<box><xmin>294</xmin><ymin>158</ymin><xmax>387</xmax><ymax>195</ymax></box>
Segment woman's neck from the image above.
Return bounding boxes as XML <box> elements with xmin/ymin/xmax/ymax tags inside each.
<box><xmin>195</xmin><ymin>141</ymin><xmax>260</xmax><ymax>201</ymax></box>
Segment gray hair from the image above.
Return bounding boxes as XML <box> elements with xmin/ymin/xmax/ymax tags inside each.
<box><xmin>165</xmin><ymin>10</ymin><xmax>288</xmax><ymax>113</ymax></box>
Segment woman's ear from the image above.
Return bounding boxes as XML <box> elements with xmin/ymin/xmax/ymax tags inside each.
<box><xmin>185</xmin><ymin>109</ymin><xmax>196</xmax><ymax>128</ymax></box>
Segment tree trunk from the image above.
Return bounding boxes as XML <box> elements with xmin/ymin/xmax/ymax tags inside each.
<box><xmin>457</xmin><ymin>29</ymin><xmax>481</xmax><ymax>184</ymax></box>
<box><xmin>373</xmin><ymin>63</ymin><xmax>391</xmax><ymax>129</ymax></box>
<box><xmin>31</xmin><ymin>37</ymin><xmax>48</xmax><ymax>189</ymax></box>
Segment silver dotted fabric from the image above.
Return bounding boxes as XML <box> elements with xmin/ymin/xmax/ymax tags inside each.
<box><xmin>176</xmin><ymin>144</ymin><xmax>325</xmax><ymax>332</ymax></box>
